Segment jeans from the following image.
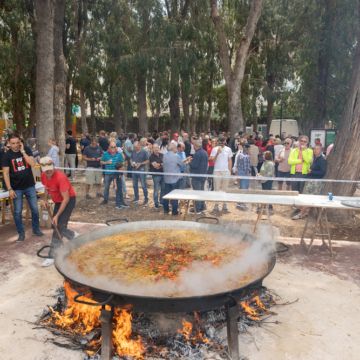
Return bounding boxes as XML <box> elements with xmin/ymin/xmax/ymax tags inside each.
<box><xmin>104</xmin><ymin>173</ymin><xmax>115</xmax><ymax>201</ymax></box>
<box><xmin>116</xmin><ymin>177</ymin><xmax>126</xmax><ymax>207</ymax></box>
<box><xmin>237</xmin><ymin>171</ymin><xmax>250</xmax><ymax>207</ymax></box>
<box><xmin>179</xmin><ymin>171</ymin><xmax>186</xmax><ymax>190</ymax></box>
<box><xmin>163</xmin><ymin>180</ymin><xmax>180</xmax><ymax>214</ymax></box>
<box><xmin>126</xmin><ymin>154</ymin><xmax>132</xmax><ymax>178</ymax></box>
<box><xmin>121</xmin><ymin>175</ymin><xmax>127</xmax><ymax>193</ymax></box>
<box><xmin>153</xmin><ymin>176</ymin><xmax>165</xmax><ymax>206</ymax></box>
<box><xmin>207</xmin><ymin>166</ymin><xmax>214</xmax><ymax>191</ymax></box>
<box><xmin>13</xmin><ymin>186</ymin><xmax>40</xmax><ymax>235</ymax></box>
<box><xmin>132</xmin><ymin>167</ymin><xmax>148</xmax><ymax>201</ymax></box>
<box><xmin>251</xmin><ymin>166</ymin><xmax>258</xmax><ymax>176</ymax></box>
<box><xmin>185</xmin><ymin>164</ymin><xmax>191</xmax><ymax>187</ymax></box>
<box><xmin>49</xmin><ymin>196</ymin><xmax>76</xmax><ymax>257</ymax></box>
<box><xmin>191</xmin><ymin>179</ymin><xmax>206</xmax><ymax>212</ymax></box>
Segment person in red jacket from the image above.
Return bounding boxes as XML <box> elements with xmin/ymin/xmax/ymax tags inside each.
<box><xmin>40</xmin><ymin>156</ymin><xmax>78</xmax><ymax>267</ymax></box>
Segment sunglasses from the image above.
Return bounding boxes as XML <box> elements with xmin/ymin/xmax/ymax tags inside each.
<box><xmin>284</xmin><ymin>142</ymin><xmax>291</xmax><ymax>144</ymax></box>
<box><xmin>40</xmin><ymin>161</ymin><xmax>54</xmax><ymax>167</ymax></box>
<box><xmin>300</xmin><ymin>140</ymin><xmax>307</xmax><ymax>143</ymax></box>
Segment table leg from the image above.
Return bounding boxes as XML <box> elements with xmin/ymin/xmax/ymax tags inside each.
<box><xmin>265</xmin><ymin>204</ymin><xmax>274</xmax><ymax>239</ymax></box>
<box><xmin>307</xmin><ymin>207</ymin><xmax>322</xmax><ymax>254</ymax></box>
<box><xmin>184</xmin><ymin>200</ymin><xmax>190</xmax><ymax>221</ymax></box>
<box><xmin>177</xmin><ymin>200</ymin><xmax>183</xmax><ymax>220</ymax></box>
<box><xmin>192</xmin><ymin>200</ymin><xmax>197</xmax><ymax>221</ymax></box>
<box><xmin>301</xmin><ymin>207</ymin><xmax>312</xmax><ymax>247</ymax></box>
<box><xmin>323</xmin><ymin>209</ymin><xmax>333</xmax><ymax>257</ymax></box>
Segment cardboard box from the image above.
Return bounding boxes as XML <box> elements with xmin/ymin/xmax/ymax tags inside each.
<box><xmin>40</xmin><ymin>200</ymin><xmax>55</xmax><ymax>228</ymax></box>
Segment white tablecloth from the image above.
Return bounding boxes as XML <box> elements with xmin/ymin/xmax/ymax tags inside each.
<box><xmin>0</xmin><ymin>182</ymin><xmax>45</xmax><ymax>200</ymax></box>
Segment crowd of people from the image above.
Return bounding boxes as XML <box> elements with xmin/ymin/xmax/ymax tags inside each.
<box><xmin>0</xmin><ymin>127</ymin><xmax>334</xmax><ymax>266</ymax></box>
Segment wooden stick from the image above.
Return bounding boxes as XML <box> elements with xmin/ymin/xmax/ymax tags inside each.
<box><xmin>47</xmin><ymin>208</ymin><xmax>62</xmax><ymax>239</ymax></box>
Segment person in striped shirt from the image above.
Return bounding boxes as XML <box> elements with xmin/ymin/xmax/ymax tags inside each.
<box><xmin>100</xmin><ymin>139</ymin><xmax>124</xmax><ymax>205</ymax></box>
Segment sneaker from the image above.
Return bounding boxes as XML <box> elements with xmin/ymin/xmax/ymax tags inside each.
<box><xmin>33</xmin><ymin>229</ymin><xmax>45</xmax><ymax>238</ymax></box>
<box><xmin>16</xmin><ymin>234</ymin><xmax>25</xmax><ymax>243</ymax></box>
<box><xmin>143</xmin><ymin>199</ymin><xmax>148</xmax><ymax>205</ymax></box>
<box><xmin>222</xmin><ymin>203</ymin><xmax>228</xmax><ymax>211</ymax></box>
<box><xmin>236</xmin><ymin>203</ymin><xmax>245</xmax><ymax>208</ymax></box>
<box><xmin>125</xmin><ymin>193</ymin><xmax>130</xmax><ymax>199</ymax></box>
<box><xmin>131</xmin><ymin>199</ymin><xmax>140</xmax><ymax>204</ymax></box>
<box><xmin>73</xmin><ymin>231</ymin><xmax>80</xmax><ymax>238</ymax></box>
<box><xmin>154</xmin><ymin>204</ymin><xmax>160</xmax><ymax>209</ymax></box>
<box><xmin>86</xmin><ymin>194</ymin><xmax>92</xmax><ymax>199</ymax></box>
<box><xmin>189</xmin><ymin>209</ymin><xmax>196</xmax><ymax>214</ymax></box>
<box><xmin>116</xmin><ymin>206</ymin><xmax>123</xmax><ymax>209</ymax></box>
<box><xmin>96</xmin><ymin>193</ymin><xmax>104</xmax><ymax>198</ymax></box>
<box><xmin>159</xmin><ymin>203</ymin><xmax>164</xmax><ymax>207</ymax></box>
<box><xmin>213</xmin><ymin>204</ymin><xmax>219</xmax><ymax>212</ymax></box>
<box><xmin>100</xmin><ymin>200</ymin><xmax>108</xmax><ymax>205</ymax></box>
<box><xmin>121</xmin><ymin>203</ymin><xmax>130</xmax><ymax>208</ymax></box>
<box><xmin>42</xmin><ymin>259</ymin><xmax>54</xmax><ymax>267</ymax></box>
<box><xmin>292</xmin><ymin>208</ymin><xmax>301</xmax><ymax>215</ymax></box>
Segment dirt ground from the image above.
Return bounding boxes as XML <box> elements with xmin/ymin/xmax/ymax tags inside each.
<box><xmin>0</xmin><ymin>225</ymin><xmax>360</xmax><ymax>360</ymax></box>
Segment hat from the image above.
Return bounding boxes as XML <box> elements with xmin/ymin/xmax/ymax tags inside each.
<box><xmin>39</xmin><ymin>156</ymin><xmax>55</xmax><ymax>171</ymax></box>
<box><xmin>173</xmin><ymin>133</ymin><xmax>179</xmax><ymax>137</ymax></box>
<box><xmin>243</xmin><ymin>144</ymin><xmax>251</xmax><ymax>150</ymax></box>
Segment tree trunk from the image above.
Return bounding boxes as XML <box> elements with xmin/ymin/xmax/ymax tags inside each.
<box><xmin>80</xmin><ymin>87</ymin><xmax>88</xmax><ymax>133</ymax></box>
<box><xmin>90</xmin><ymin>98</ymin><xmax>96</xmax><ymax>136</ymax></box>
<box><xmin>169</xmin><ymin>78</ymin><xmax>181</xmax><ymax>135</ymax></box>
<box><xmin>65</xmin><ymin>78</ymin><xmax>72</xmax><ymax>130</ymax></box>
<box><xmin>154</xmin><ymin>100</ymin><xmax>160</xmax><ymax>132</ymax></box>
<box><xmin>191</xmin><ymin>83</ymin><xmax>196</xmax><ymax>134</ymax></box>
<box><xmin>34</xmin><ymin>0</ymin><xmax>55</xmax><ymax>156</ymax></box>
<box><xmin>114</xmin><ymin>94</ymin><xmax>122</xmax><ymax>134</ymax></box>
<box><xmin>197</xmin><ymin>98</ymin><xmax>204</xmax><ymax>134</ymax></box>
<box><xmin>205</xmin><ymin>100</ymin><xmax>212</xmax><ymax>132</ymax></box>
<box><xmin>211</xmin><ymin>0</ymin><xmax>263</xmax><ymax>142</ymax></box>
<box><xmin>23</xmin><ymin>90</ymin><xmax>36</xmax><ymax>140</ymax></box>
<box><xmin>123</xmin><ymin>111</ymin><xmax>128</xmax><ymax>133</ymax></box>
<box><xmin>53</xmin><ymin>0</ymin><xmax>67</xmax><ymax>168</ymax></box>
<box><xmin>324</xmin><ymin>3</ymin><xmax>360</xmax><ymax>199</ymax></box>
<box><xmin>181</xmin><ymin>80</ymin><xmax>190</xmax><ymax>133</ymax></box>
<box><xmin>266</xmin><ymin>100</ymin><xmax>274</xmax><ymax>137</ymax></box>
<box><xmin>137</xmin><ymin>72</ymin><xmax>148</xmax><ymax>135</ymax></box>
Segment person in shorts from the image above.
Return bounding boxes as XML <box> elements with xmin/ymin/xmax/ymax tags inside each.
<box><xmin>276</xmin><ymin>138</ymin><xmax>292</xmax><ymax>191</ymax></box>
<box><xmin>82</xmin><ymin>137</ymin><xmax>103</xmax><ymax>199</ymax></box>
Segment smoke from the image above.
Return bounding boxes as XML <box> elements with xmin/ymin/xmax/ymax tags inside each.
<box><xmin>55</xmin><ymin>222</ymin><xmax>277</xmax><ymax>298</ymax></box>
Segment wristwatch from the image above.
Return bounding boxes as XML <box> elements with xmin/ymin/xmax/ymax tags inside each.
<box><xmin>8</xmin><ymin>188</ymin><xmax>13</xmax><ymax>191</ymax></box>
<box><xmin>21</xmin><ymin>150</ymin><xmax>25</xmax><ymax>153</ymax></box>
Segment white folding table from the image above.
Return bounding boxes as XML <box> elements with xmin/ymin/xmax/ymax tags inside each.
<box><xmin>163</xmin><ymin>190</ymin><xmax>360</xmax><ymax>257</ymax></box>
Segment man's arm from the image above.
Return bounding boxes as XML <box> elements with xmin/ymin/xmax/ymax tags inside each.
<box><xmin>52</xmin><ymin>190</ymin><xmax>70</xmax><ymax>226</ymax></box>
<box><xmin>43</xmin><ymin>188</ymin><xmax>49</xmax><ymax>208</ymax></box>
<box><xmin>3</xmin><ymin>166</ymin><xmax>16</xmax><ymax>198</ymax></box>
<box><xmin>21</xmin><ymin>144</ymin><xmax>35</xmax><ymax>167</ymax></box>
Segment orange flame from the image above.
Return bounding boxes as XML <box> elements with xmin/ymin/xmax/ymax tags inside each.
<box><xmin>177</xmin><ymin>318</ymin><xmax>210</xmax><ymax>344</ymax></box>
<box><xmin>239</xmin><ymin>295</ymin><xmax>267</xmax><ymax>321</ymax></box>
<box><xmin>49</xmin><ymin>282</ymin><xmax>144</xmax><ymax>359</ymax></box>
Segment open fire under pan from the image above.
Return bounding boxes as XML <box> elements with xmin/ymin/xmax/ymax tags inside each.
<box><xmin>38</xmin><ymin>221</ymin><xmax>278</xmax><ymax>360</ymax></box>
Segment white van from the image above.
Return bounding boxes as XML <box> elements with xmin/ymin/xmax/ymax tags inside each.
<box><xmin>269</xmin><ymin>119</ymin><xmax>298</xmax><ymax>137</ymax></box>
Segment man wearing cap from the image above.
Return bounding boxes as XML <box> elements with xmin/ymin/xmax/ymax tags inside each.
<box><xmin>2</xmin><ymin>133</ymin><xmax>45</xmax><ymax>242</ymax></box>
<box><xmin>40</xmin><ymin>156</ymin><xmax>78</xmax><ymax>267</ymax></box>
<box><xmin>171</xmin><ymin>133</ymin><xmax>179</xmax><ymax>144</ymax></box>
<box><xmin>234</xmin><ymin>143</ymin><xmax>251</xmax><ymax>210</ymax></box>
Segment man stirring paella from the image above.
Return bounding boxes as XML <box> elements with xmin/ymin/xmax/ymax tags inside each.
<box><xmin>40</xmin><ymin>156</ymin><xmax>79</xmax><ymax>267</ymax></box>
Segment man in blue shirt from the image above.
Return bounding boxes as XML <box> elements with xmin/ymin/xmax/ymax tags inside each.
<box><xmin>176</xmin><ymin>142</ymin><xmax>187</xmax><ymax>190</ymax></box>
<box><xmin>189</xmin><ymin>140</ymin><xmax>208</xmax><ymax>214</ymax></box>
<box><xmin>100</xmin><ymin>139</ymin><xmax>124</xmax><ymax>205</ymax></box>
<box><xmin>124</xmin><ymin>134</ymin><xmax>134</xmax><ymax>178</ymax></box>
<box><xmin>162</xmin><ymin>143</ymin><xmax>184</xmax><ymax>215</ymax></box>
<box><xmin>234</xmin><ymin>143</ymin><xmax>251</xmax><ymax>209</ymax></box>
<box><xmin>80</xmin><ymin>133</ymin><xmax>90</xmax><ymax>154</ymax></box>
<box><xmin>130</xmin><ymin>141</ymin><xmax>149</xmax><ymax>205</ymax></box>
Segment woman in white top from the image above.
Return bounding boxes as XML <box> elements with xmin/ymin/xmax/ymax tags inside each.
<box><xmin>159</xmin><ymin>137</ymin><xmax>169</xmax><ymax>155</ymax></box>
<box><xmin>274</xmin><ymin>138</ymin><xmax>284</xmax><ymax>177</ymax></box>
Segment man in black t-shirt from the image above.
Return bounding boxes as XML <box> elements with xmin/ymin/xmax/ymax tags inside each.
<box><xmin>65</xmin><ymin>130</ymin><xmax>77</xmax><ymax>180</ymax></box>
<box><xmin>2</xmin><ymin>134</ymin><xmax>45</xmax><ymax>242</ymax></box>
<box><xmin>98</xmin><ymin>130</ymin><xmax>109</xmax><ymax>152</ymax></box>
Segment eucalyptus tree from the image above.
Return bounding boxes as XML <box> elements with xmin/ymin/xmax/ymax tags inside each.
<box><xmin>290</xmin><ymin>0</ymin><xmax>358</xmax><ymax>129</ymax></box>
<box><xmin>210</xmin><ymin>0</ymin><xmax>263</xmax><ymax>139</ymax></box>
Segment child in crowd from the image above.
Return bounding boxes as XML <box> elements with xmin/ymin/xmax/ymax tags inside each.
<box><xmin>114</xmin><ymin>161</ymin><xmax>129</xmax><ymax>209</ymax></box>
